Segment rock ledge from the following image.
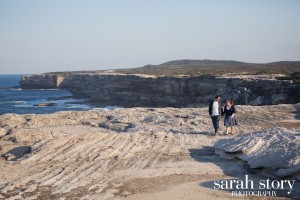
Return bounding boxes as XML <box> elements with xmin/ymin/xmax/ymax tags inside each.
<box><xmin>214</xmin><ymin>127</ymin><xmax>300</xmax><ymax>180</ymax></box>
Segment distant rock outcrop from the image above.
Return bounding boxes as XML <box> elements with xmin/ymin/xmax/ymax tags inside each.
<box><xmin>214</xmin><ymin>127</ymin><xmax>300</xmax><ymax>180</ymax></box>
<box><xmin>20</xmin><ymin>74</ymin><xmax>59</xmax><ymax>89</ymax></box>
<box><xmin>33</xmin><ymin>102</ymin><xmax>57</xmax><ymax>107</ymax></box>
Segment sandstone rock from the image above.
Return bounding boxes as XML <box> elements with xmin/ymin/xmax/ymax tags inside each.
<box><xmin>3</xmin><ymin>153</ymin><xmax>17</xmax><ymax>161</ymax></box>
<box><xmin>142</xmin><ymin>115</ymin><xmax>174</xmax><ymax>124</ymax></box>
<box><xmin>0</xmin><ymin>104</ymin><xmax>298</xmax><ymax>199</ymax></box>
<box><xmin>214</xmin><ymin>127</ymin><xmax>300</xmax><ymax>179</ymax></box>
<box><xmin>81</xmin><ymin>119</ymin><xmax>100</xmax><ymax>127</ymax></box>
<box><xmin>0</xmin><ymin>128</ymin><xmax>7</xmax><ymax>138</ymax></box>
<box><xmin>99</xmin><ymin>122</ymin><xmax>134</xmax><ymax>132</ymax></box>
<box><xmin>0</xmin><ymin>155</ymin><xmax>6</xmax><ymax>161</ymax></box>
<box><xmin>2</xmin><ymin>135</ymin><xmax>16</xmax><ymax>142</ymax></box>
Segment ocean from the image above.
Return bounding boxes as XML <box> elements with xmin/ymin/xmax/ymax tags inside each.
<box><xmin>0</xmin><ymin>74</ymin><xmax>100</xmax><ymax>115</ymax></box>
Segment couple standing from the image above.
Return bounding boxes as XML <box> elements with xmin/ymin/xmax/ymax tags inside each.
<box><xmin>208</xmin><ymin>95</ymin><xmax>238</xmax><ymax>135</ymax></box>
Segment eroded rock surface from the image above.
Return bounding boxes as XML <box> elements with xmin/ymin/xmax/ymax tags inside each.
<box><xmin>0</xmin><ymin>104</ymin><xmax>299</xmax><ymax>199</ymax></box>
<box><xmin>215</xmin><ymin>127</ymin><xmax>300</xmax><ymax>180</ymax></box>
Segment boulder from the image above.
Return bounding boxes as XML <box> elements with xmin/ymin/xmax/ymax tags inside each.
<box><xmin>214</xmin><ymin>127</ymin><xmax>300</xmax><ymax>180</ymax></box>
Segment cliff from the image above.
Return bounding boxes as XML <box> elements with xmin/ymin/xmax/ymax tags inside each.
<box><xmin>20</xmin><ymin>74</ymin><xmax>59</xmax><ymax>89</ymax></box>
<box><xmin>20</xmin><ymin>73</ymin><xmax>300</xmax><ymax>107</ymax></box>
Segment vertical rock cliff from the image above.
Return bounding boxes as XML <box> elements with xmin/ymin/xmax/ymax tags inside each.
<box><xmin>20</xmin><ymin>73</ymin><xmax>300</xmax><ymax>107</ymax></box>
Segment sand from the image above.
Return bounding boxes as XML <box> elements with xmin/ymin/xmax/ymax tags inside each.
<box><xmin>0</xmin><ymin>104</ymin><xmax>299</xmax><ymax>199</ymax></box>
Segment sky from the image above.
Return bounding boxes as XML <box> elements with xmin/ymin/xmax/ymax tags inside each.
<box><xmin>0</xmin><ymin>0</ymin><xmax>300</xmax><ymax>74</ymax></box>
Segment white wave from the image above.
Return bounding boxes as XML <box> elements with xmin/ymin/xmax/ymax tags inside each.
<box><xmin>0</xmin><ymin>101</ymin><xmax>26</xmax><ymax>104</ymax></box>
<box><xmin>93</xmin><ymin>106</ymin><xmax>123</xmax><ymax>111</ymax></box>
<box><xmin>67</xmin><ymin>105</ymin><xmax>92</xmax><ymax>109</ymax></box>
<box><xmin>12</xmin><ymin>101</ymin><xmax>26</xmax><ymax>104</ymax></box>
<box><xmin>55</xmin><ymin>99</ymin><xmax>87</xmax><ymax>104</ymax></box>
<box><xmin>103</xmin><ymin>106</ymin><xmax>123</xmax><ymax>110</ymax></box>
<box><xmin>30</xmin><ymin>89</ymin><xmax>60</xmax><ymax>91</ymax></box>
<box><xmin>14</xmin><ymin>104</ymin><xmax>33</xmax><ymax>107</ymax></box>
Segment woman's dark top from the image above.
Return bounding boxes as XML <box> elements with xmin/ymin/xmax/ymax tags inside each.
<box><xmin>224</xmin><ymin>105</ymin><xmax>235</xmax><ymax>116</ymax></box>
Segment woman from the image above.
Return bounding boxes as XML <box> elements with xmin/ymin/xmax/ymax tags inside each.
<box><xmin>223</xmin><ymin>99</ymin><xmax>238</xmax><ymax>134</ymax></box>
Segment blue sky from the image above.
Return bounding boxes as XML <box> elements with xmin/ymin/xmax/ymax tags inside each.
<box><xmin>0</xmin><ymin>0</ymin><xmax>300</xmax><ymax>73</ymax></box>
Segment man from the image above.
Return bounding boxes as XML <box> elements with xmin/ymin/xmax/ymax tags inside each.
<box><xmin>208</xmin><ymin>95</ymin><xmax>223</xmax><ymax>135</ymax></box>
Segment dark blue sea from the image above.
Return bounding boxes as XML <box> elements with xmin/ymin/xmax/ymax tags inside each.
<box><xmin>0</xmin><ymin>74</ymin><xmax>115</xmax><ymax>115</ymax></box>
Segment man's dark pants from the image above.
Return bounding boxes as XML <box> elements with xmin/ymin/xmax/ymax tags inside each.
<box><xmin>211</xmin><ymin>115</ymin><xmax>221</xmax><ymax>134</ymax></box>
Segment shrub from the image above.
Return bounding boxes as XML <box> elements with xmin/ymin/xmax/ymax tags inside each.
<box><xmin>293</xmin><ymin>79</ymin><xmax>300</xmax><ymax>84</ymax></box>
<box><xmin>291</xmin><ymin>72</ymin><xmax>300</xmax><ymax>79</ymax></box>
<box><xmin>255</xmin><ymin>70</ymin><xmax>271</xmax><ymax>75</ymax></box>
<box><xmin>276</xmin><ymin>76</ymin><xmax>293</xmax><ymax>80</ymax></box>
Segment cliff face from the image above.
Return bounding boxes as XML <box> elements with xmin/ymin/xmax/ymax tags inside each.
<box><xmin>20</xmin><ymin>75</ymin><xmax>59</xmax><ymax>89</ymax></box>
<box><xmin>20</xmin><ymin>73</ymin><xmax>300</xmax><ymax>107</ymax></box>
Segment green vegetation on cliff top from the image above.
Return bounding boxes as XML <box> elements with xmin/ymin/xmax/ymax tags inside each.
<box><xmin>44</xmin><ymin>59</ymin><xmax>300</xmax><ymax>77</ymax></box>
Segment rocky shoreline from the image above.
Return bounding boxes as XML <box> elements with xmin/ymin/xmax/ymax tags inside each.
<box><xmin>0</xmin><ymin>104</ymin><xmax>299</xmax><ymax>199</ymax></box>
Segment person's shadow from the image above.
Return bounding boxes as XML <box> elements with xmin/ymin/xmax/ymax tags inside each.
<box><xmin>189</xmin><ymin>146</ymin><xmax>300</xmax><ymax>199</ymax></box>
<box><xmin>189</xmin><ymin>131</ymin><xmax>212</xmax><ymax>136</ymax></box>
